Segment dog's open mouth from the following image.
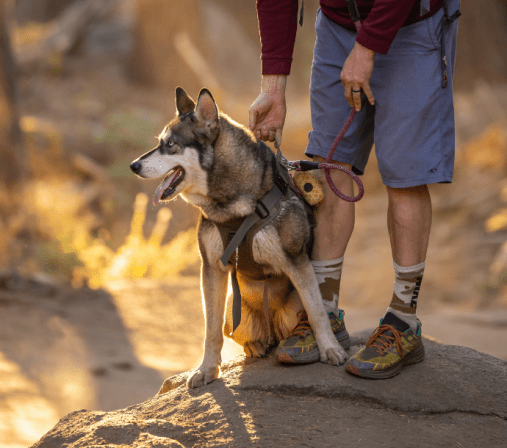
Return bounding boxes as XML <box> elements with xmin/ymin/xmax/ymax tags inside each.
<box><xmin>153</xmin><ymin>166</ymin><xmax>185</xmax><ymax>205</ymax></box>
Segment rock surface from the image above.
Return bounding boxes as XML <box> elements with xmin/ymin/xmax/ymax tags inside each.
<box><xmin>32</xmin><ymin>332</ymin><xmax>507</xmax><ymax>448</ymax></box>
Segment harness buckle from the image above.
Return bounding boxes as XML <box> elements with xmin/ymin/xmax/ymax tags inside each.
<box><xmin>274</xmin><ymin>170</ymin><xmax>288</xmax><ymax>195</ymax></box>
<box><xmin>255</xmin><ymin>201</ymin><xmax>270</xmax><ymax>219</ymax></box>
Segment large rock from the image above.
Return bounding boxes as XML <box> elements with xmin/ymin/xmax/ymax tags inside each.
<box><xmin>32</xmin><ymin>333</ymin><xmax>507</xmax><ymax>447</ymax></box>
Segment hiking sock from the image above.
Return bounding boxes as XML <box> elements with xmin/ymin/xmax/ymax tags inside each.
<box><xmin>385</xmin><ymin>260</ymin><xmax>425</xmax><ymax>332</ymax></box>
<box><xmin>311</xmin><ymin>257</ymin><xmax>344</xmax><ymax>315</ymax></box>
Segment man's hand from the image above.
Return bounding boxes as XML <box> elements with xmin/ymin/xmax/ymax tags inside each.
<box><xmin>249</xmin><ymin>74</ymin><xmax>287</xmax><ymax>144</ymax></box>
<box><xmin>341</xmin><ymin>41</ymin><xmax>376</xmax><ymax>112</ymax></box>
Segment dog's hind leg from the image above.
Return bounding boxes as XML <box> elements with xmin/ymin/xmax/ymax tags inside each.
<box><xmin>224</xmin><ymin>286</ymin><xmax>271</xmax><ymax>358</ymax></box>
<box><xmin>224</xmin><ymin>276</ymin><xmax>303</xmax><ymax>356</ymax></box>
<box><xmin>271</xmin><ymin>287</ymin><xmax>304</xmax><ymax>341</ymax></box>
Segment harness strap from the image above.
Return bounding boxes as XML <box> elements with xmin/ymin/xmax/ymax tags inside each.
<box><xmin>230</xmin><ymin>266</ymin><xmax>242</xmax><ymax>336</ymax></box>
<box><xmin>222</xmin><ymin>163</ymin><xmax>292</xmax><ymax>336</ymax></box>
<box><xmin>263</xmin><ymin>281</ymin><xmax>271</xmax><ymax>342</ymax></box>
<box><xmin>220</xmin><ymin>184</ymin><xmax>284</xmax><ymax>269</ymax></box>
<box><xmin>222</xmin><ymin>146</ymin><xmax>311</xmax><ymax>336</ymax></box>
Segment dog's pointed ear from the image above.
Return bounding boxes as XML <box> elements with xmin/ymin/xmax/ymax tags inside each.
<box><xmin>176</xmin><ymin>87</ymin><xmax>195</xmax><ymax>116</ymax></box>
<box><xmin>195</xmin><ymin>89</ymin><xmax>218</xmax><ymax>125</ymax></box>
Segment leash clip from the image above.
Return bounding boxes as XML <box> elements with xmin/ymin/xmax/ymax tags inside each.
<box><xmin>286</xmin><ymin>160</ymin><xmax>300</xmax><ymax>171</ymax></box>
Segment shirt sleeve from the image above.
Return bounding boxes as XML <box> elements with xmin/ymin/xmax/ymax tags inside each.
<box><xmin>256</xmin><ymin>0</ymin><xmax>299</xmax><ymax>75</ymax></box>
<box><xmin>356</xmin><ymin>0</ymin><xmax>418</xmax><ymax>54</ymax></box>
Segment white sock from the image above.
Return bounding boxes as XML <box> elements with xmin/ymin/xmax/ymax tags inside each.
<box><xmin>385</xmin><ymin>260</ymin><xmax>425</xmax><ymax>332</ymax></box>
<box><xmin>311</xmin><ymin>257</ymin><xmax>344</xmax><ymax>315</ymax></box>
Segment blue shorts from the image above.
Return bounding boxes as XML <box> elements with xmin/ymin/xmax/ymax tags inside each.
<box><xmin>305</xmin><ymin>2</ymin><xmax>460</xmax><ymax>188</ymax></box>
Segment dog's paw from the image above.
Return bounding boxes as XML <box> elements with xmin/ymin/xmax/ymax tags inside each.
<box><xmin>243</xmin><ymin>340</ymin><xmax>268</xmax><ymax>358</ymax></box>
<box><xmin>319</xmin><ymin>342</ymin><xmax>348</xmax><ymax>366</ymax></box>
<box><xmin>187</xmin><ymin>365</ymin><xmax>220</xmax><ymax>388</ymax></box>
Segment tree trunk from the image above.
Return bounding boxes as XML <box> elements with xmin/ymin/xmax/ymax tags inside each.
<box><xmin>0</xmin><ymin>0</ymin><xmax>24</xmax><ymax>189</ymax></box>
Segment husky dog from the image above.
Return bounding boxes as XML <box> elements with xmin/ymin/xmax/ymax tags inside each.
<box><xmin>130</xmin><ymin>88</ymin><xmax>347</xmax><ymax>388</ymax></box>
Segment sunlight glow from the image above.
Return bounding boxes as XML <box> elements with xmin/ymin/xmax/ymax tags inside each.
<box><xmin>0</xmin><ymin>352</ymin><xmax>59</xmax><ymax>447</ymax></box>
<box><xmin>28</xmin><ymin>183</ymin><xmax>199</xmax><ymax>288</ymax></box>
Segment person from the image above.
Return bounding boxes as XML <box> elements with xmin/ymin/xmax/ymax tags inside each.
<box><xmin>249</xmin><ymin>0</ymin><xmax>460</xmax><ymax>378</ymax></box>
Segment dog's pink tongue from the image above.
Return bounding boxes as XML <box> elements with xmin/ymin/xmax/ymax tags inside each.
<box><xmin>153</xmin><ymin>169</ymin><xmax>179</xmax><ymax>206</ymax></box>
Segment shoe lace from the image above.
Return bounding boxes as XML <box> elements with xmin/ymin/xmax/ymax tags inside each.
<box><xmin>290</xmin><ymin>311</ymin><xmax>313</xmax><ymax>337</ymax></box>
<box><xmin>366</xmin><ymin>324</ymin><xmax>405</xmax><ymax>356</ymax></box>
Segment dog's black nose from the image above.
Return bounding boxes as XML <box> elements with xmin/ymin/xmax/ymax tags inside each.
<box><xmin>130</xmin><ymin>161</ymin><xmax>142</xmax><ymax>174</ymax></box>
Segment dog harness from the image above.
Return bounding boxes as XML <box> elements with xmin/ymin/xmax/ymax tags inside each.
<box><xmin>217</xmin><ymin>148</ymin><xmax>311</xmax><ymax>337</ymax></box>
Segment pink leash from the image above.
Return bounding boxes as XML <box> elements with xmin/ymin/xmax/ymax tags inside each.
<box><xmin>321</xmin><ymin>13</ymin><xmax>363</xmax><ymax>202</ymax></box>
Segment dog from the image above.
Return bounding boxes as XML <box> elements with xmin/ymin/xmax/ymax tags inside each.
<box><xmin>130</xmin><ymin>87</ymin><xmax>347</xmax><ymax>388</ymax></box>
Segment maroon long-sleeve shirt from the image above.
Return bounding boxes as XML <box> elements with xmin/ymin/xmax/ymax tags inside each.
<box><xmin>257</xmin><ymin>0</ymin><xmax>443</xmax><ymax>75</ymax></box>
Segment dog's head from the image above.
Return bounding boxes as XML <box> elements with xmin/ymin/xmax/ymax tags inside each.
<box><xmin>130</xmin><ymin>87</ymin><xmax>219</xmax><ymax>205</ymax></box>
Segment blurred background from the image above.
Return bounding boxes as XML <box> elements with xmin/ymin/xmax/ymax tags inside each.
<box><xmin>0</xmin><ymin>0</ymin><xmax>506</xmax><ymax>446</ymax></box>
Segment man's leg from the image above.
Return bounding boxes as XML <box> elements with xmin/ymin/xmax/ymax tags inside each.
<box><xmin>387</xmin><ymin>185</ymin><xmax>431</xmax><ymax>267</ymax></box>
<box><xmin>276</xmin><ymin>10</ymin><xmax>371</xmax><ymax>365</ymax></box>
<box><xmin>311</xmin><ymin>157</ymin><xmax>354</xmax><ymax>315</ymax></box>
<box><xmin>345</xmin><ymin>185</ymin><xmax>431</xmax><ymax>378</ymax></box>
<box><xmin>385</xmin><ymin>185</ymin><xmax>431</xmax><ymax>331</ymax></box>
<box><xmin>344</xmin><ymin>2</ymin><xmax>459</xmax><ymax>378</ymax></box>
<box><xmin>312</xmin><ymin>157</ymin><xmax>355</xmax><ymax>262</ymax></box>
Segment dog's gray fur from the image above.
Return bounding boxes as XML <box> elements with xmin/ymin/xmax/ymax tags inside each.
<box><xmin>131</xmin><ymin>88</ymin><xmax>347</xmax><ymax>388</ymax></box>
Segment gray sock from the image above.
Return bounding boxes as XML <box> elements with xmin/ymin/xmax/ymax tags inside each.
<box><xmin>385</xmin><ymin>260</ymin><xmax>425</xmax><ymax>332</ymax></box>
<box><xmin>311</xmin><ymin>256</ymin><xmax>344</xmax><ymax>315</ymax></box>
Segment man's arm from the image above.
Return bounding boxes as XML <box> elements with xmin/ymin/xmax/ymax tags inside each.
<box><xmin>249</xmin><ymin>0</ymin><xmax>298</xmax><ymax>143</ymax></box>
<box><xmin>256</xmin><ymin>0</ymin><xmax>298</xmax><ymax>76</ymax></box>
<box><xmin>249</xmin><ymin>74</ymin><xmax>287</xmax><ymax>143</ymax></box>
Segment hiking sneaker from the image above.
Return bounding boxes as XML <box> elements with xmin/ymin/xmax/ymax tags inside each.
<box><xmin>276</xmin><ymin>309</ymin><xmax>351</xmax><ymax>364</ymax></box>
<box><xmin>345</xmin><ymin>312</ymin><xmax>425</xmax><ymax>379</ymax></box>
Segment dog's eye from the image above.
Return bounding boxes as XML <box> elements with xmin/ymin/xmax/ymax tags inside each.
<box><xmin>167</xmin><ymin>140</ymin><xmax>174</xmax><ymax>147</ymax></box>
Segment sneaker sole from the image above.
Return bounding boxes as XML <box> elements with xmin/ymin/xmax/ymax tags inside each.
<box><xmin>277</xmin><ymin>330</ymin><xmax>351</xmax><ymax>364</ymax></box>
<box><xmin>345</xmin><ymin>342</ymin><xmax>425</xmax><ymax>379</ymax></box>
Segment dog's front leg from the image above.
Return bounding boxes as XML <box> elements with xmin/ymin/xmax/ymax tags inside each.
<box><xmin>187</xmin><ymin>260</ymin><xmax>229</xmax><ymax>388</ymax></box>
<box><xmin>287</xmin><ymin>261</ymin><xmax>348</xmax><ymax>365</ymax></box>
